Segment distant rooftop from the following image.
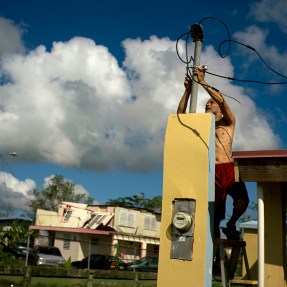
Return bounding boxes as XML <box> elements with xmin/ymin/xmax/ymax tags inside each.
<box><xmin>239</xmin><ymin>220</ymin><xmax>258</xmax><ymax>230</ymax></box>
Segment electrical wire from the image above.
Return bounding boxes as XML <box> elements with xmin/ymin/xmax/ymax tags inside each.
<box><xmin>0</xmin><ymin>153</ymin><xmax>34</xmax><ymax>217</ymax></box>
<box><xmin>199</xmin><ymin>16</ymin><xmax>231</xmax><ymax>58</ymax></box>
<box><xmin>0</xmin><ymin>155</ymin><xmax>13</xmax><ymax>215</ymax></box>
<box><xmin>176</xmin><ymin>16</ymin><xmax>287</xmax><ymax>101</ymax></box>
<box><xmin>218</xmin><ymin>39</ymin><xmax>287</xmax><ymax>82</ymax></box>
<box><xmin>176</xmin><ymin>31</ymin><xmax>194</xmax><ymax>65</ymax></box>
<box><xmin>175</xmin><ymin>17</ymin><xmax>240</xmax><ymax>103</ymax></box>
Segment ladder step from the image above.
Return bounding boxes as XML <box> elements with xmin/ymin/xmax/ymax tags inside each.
<box><xmin>229</xmin><ymin>279</ymin><xmax>258</xmax><ymax>285</ymax></box>
<box><xmin>213</xmin><ymin>239</ymin><xmax>254</xmax><ymax>286</ymax></box>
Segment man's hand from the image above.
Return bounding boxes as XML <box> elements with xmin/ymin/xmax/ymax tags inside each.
<box><xmin>184</xmin><ymin>74</ymin><xmax>192</xmax><ymax>90</ymax></box>
<box><xmin>177</xmin><ymin>74</ymin><xmax>193</xmax><ymax>114</ymax></box>
<box><xmin>193</xmin><ymin>66</ymin><xmax>206</xmax><ymax>85</ymax></box>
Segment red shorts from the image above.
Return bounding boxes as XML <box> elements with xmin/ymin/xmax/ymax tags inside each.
<box><xmin>215</xmin><ymin>162</ymin><xmax>248</xmax><ymax>220</ymax></box>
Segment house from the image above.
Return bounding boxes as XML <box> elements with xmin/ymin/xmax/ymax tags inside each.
<box><xmin>29</xmin><ymin>202</ymin><xmax>161</xmax><ymax>263</ymax></box>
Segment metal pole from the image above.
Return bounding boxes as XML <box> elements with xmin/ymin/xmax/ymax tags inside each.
<box><xmin>189</xmin><ymin>24</ymin><xmax>204</xmax><ymax>113</ymax></box>
<box><xmin>25</xmin><ymin>234</ymin><xmax>30</xmax><ymax>267</ymax></box>
<box><xmin>257</xmin><ymin>183</ymin><xmax>264</xmax><ymax>287</ymax></box>
<box><xmin>88</xmin><ymin>240</ymin><xmax>91</xmax><ymax>270</ymax></box>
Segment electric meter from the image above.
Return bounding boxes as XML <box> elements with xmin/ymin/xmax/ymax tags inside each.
<box><xmin>172</xmin><ymin>211</ymin><xmax>192</xmax><ymax>231</ymax></box>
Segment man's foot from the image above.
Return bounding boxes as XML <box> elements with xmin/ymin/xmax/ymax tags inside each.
<box><xmin>222</xmin><ymin>227</ymin><xmax>241</xmax><ymax>240</ymax></box>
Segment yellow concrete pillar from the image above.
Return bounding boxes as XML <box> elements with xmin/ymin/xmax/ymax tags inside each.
<box><xmin>157</xmin><ymin>113</ymin><xmax>215</xmax><ymax>287</ymax></box>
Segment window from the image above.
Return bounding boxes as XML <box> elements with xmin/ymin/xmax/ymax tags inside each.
<box><xmin>90</xmin><ymin>238</ymin><xmax>99</xmax><ymax>254</ymax></box>
<box><xmin>63</xmin><ymin>209</ymin><xmax>73</xmax><ymax>222</ymax></box>
<box><xmin>63</xmin><ymin>233</ymin><xmax>71</xmax><ymax>250</ymax></box>
<box><xmin>119</xmin><ymin>209</ymin><xmax>135</xmax><ymax>228</ymax></box>
<box><xmin>144</xmin><ymin>215</ymin><xmax>157</xmax><ymax>231</ymax></box>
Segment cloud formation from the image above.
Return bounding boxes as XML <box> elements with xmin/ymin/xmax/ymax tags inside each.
<box><xmin>0</xmin><ymin>18</ymin><xmax>25</xmax><ymax>55</ymax></box>
<box><xmin>0</xmin><ymin>172</ymin><xmax>35</xmax><ymax>211</ymax></box>
<box><xmin>0</xmin><ymin>18</ymin><xmax>282</xmax><ymax>173</ymax></box>
<box><xmin>0</xmin><ymin>12</ymin><xmax>284</xmax><ymax>210</ymax></box>
<box><xmin>250</xmin><ymin>0</ymin><xmax>287</xmax><ymax>33</ymax></box>
<box><xmin>0</xmin><ymin>172</ymin><xmax>91</xmax><ymax>212</ymax></box>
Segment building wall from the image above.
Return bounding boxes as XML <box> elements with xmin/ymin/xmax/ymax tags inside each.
<box><xmin>52</xmin><ymin>231</ymin><xmax>115</xmax><ymax>261</ymax></box>
<box><xmin>242</xmin><ymin>228</ymin><xmax>258</xmax><ymax>280</ymax></box>
<box><xmin>113</xmin><ymin>207</ymin><xmax>160</xmax><ymax>238</ymax></box>
<box><xmin>35</xmin><ymin>207</ymin><xmax>86</xmax><ymax>228</ymax></box>
<box><xmin>58</xmin><ymin>202</ymin><xmax>94</xmax><ymax>228</ymax></box>
<box><xmin>53</xmin><ymin>232</ymin><xmax>81</xmax><ymax>262</ymax></box>
<box><xmin>35</xmin><ymin>209</ymin><xmax>58</xmax><ymax>226</ymax></box>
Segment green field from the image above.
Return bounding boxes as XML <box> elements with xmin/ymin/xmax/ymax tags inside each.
<box><xmin>0</xmin><ymin>275</ymin><xmax>158</xmax><ymax>287</ymax></box>
<box><xmin>0</xmin><ymin>275</ymin><xmax>247</xmax><ymax>287</ymax></box>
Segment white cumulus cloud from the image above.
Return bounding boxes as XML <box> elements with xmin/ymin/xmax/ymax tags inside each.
<box><xmin>250</xmin><ymin>0</ymin><xmax>287</xmax><ymax>34</ymax></box>
<box><xmin>0</xmin><ymin>15</ymin><xmax>284</xmax><ymax>211</ymax></box>
<box><xmin>0</xmin><ymin>17</ymin><xmax>282</xmax><ymax>176</ymax></box>
<box><xmin>0</xmin><ymin>172</ymin><xmax>35</xmax><ymax>211</ymax></box>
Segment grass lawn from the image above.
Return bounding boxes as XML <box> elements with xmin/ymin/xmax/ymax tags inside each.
<box><xmin>0</xmin><ymin>275</ymin><xmax>246</xmax><ymax>287</ymax></box>
<box><xmin>0</xmin><ymin>275</ymin><xmax>157</xmax><ymax>287</ymax></box>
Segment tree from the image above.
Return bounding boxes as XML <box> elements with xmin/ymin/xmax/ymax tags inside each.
<box><xmin>27</xmin><ymin>175</ymin><xmax>93</xmax><ymax>213</ymax></box>
<box><xmin>143</xmin><ymin>195</ymin><xmax>162</xmax><ymax>209</ymax></box>
<box><xmin>0</xmin><ymin>219</ymin><xmax>33</xmax><ymax>246</ymax></box>
<box><xmin>106</xmin><ymin>192</ymin><xmax>162</xmax><ymax>209</ymax></box>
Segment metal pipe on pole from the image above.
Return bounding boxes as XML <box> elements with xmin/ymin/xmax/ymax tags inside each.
<box><xmin>189</xmin><ymin>24</ymin><xmax>204</xmax><ymax>113</ymax></box>
<box><xmin>257</xmin><ymin>183</ymin><xmax>265</xmax><ymax>287</ymax></box>
<box><xmin>88</xmin><ymin>240</ymin><xmax>91</xmax><ymax>270</ymax></box>
<box><xmin>25</xmin><ymin>234</ymin><xmax>30</xmax><ymax>267</ymax></box>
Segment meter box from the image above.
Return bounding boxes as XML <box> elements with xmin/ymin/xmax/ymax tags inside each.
<box><xmin>171</xmin><ymin>198</ymin><xmax>196</xmax><ymax>260</ymax></box>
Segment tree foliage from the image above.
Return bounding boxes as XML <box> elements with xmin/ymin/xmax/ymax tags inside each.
<box><xmin>27</xmin><ymin>175</ymin><xmax>93</xmax><ymax>213</ymax></box>
<box><xmin>106</xmin><ymin>192</ymin><xmax>162</xmax><ymax>209</ymax></box>
<box><xmin>0</xmin><ymin>219</ymin><xmax>33</xmax><ymax>246</ymax></box>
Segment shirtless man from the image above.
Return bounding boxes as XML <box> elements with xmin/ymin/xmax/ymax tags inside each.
<box><xmin>177</xmin><ymin>67</ymin><xmax>249</xmax><ymax>239</ymax></box>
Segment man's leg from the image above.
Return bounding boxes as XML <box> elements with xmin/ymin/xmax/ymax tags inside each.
<box><xmin>226</xmin><ymin>182</ymin><xmax>249</xmax><ymax>230</ymax></box>
<box><xmin>222</xmin><ymin>182</ymin><xmax>249</xmax><ymax>240</ymax></box>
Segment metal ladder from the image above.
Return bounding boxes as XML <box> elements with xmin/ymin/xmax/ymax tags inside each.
<box><xmin>214</xmin><ymin>238</ymin><xmax>258</xmax><ymax>287</ymax></box>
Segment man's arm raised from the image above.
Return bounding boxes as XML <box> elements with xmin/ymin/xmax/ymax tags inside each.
<box><xmin>194</xmin><ymin>67</ymin><xmax>235</xmax><ymax>126</ymax></box>
<box><xmin>177</xmin><ymin>74</ymin><xmax>193</xmax><ymax>114</ymax></box>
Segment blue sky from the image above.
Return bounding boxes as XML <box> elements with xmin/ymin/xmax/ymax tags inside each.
<box><xmin>0</xmin><ymin>0</ymin><xmax>286</xmax><ymax>219</ymax></box>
